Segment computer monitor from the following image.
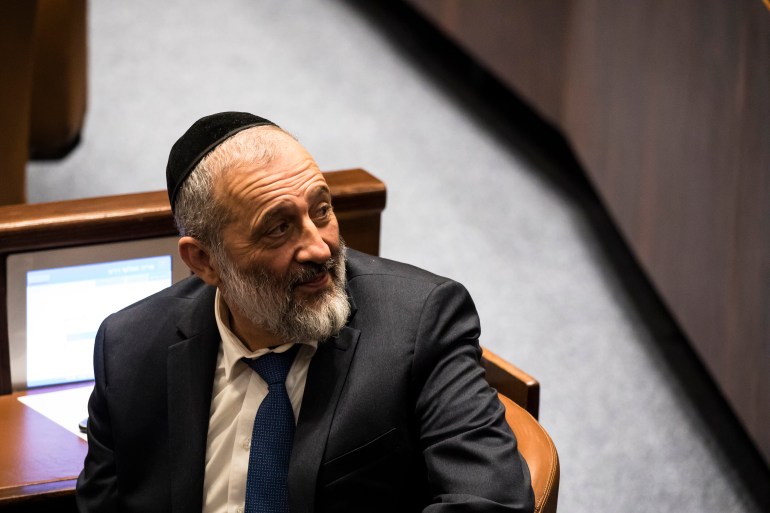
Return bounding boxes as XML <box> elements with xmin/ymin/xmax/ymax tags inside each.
<box><xmin>6</xmin><ymin>237</ymin><xmax>189</xmax><ymax>390</ymax></box>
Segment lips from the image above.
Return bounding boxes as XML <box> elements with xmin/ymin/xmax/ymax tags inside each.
<box><xmin>295</xmin><ymin>271</ymin><xmax>330</xmax><ymax>289</ymax></box>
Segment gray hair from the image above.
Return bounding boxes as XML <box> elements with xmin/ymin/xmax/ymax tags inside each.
<box><xmin>173</xmin><ymin>125</ymin><xmax>291</xmax><ymax>252</ymax></box>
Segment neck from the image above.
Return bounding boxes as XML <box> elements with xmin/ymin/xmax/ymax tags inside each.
<box><xmin>227</xmin><ymin>304</ymin><xmax>285</xmax><ymax>352</ymax></box>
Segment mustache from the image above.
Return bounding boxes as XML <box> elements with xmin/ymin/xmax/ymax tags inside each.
<box><xmin>289</xmin><ymin>255</ymin><xmax>339</xmax><ymax>287</ymax></box>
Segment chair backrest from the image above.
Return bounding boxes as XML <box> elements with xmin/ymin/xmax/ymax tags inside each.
<box><xmin>498</xmin><ymin>394</ymin><xmax>560</xmax><ymax>513</ymax></box>
<box><xmin>482</xmin><ymin>348</ymin><xmax>560</xmax><ymax>513</ymax></box>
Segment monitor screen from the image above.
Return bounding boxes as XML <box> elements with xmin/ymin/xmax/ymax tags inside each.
<box><xmin>7</xmin><ymin>237</ymin><xmax>189</xmax><ymax>390</ymax></box>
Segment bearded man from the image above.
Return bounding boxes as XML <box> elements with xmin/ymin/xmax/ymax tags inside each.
<box><xmin>76</xmin><ymin>112</ymin><xmax>534</xmax><ymax>513</ymax></box>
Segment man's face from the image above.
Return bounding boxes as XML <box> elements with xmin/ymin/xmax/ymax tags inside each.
<box><xmin>212</xmin><ymin>132</ymin><xmax>350</xmax><ymax>342</ymax></box>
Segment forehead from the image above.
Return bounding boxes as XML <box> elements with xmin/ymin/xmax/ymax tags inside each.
<box><xmin>215</xmin><ymin>132</ymin><xmax>328</xmax><ymax>215</ymax></box>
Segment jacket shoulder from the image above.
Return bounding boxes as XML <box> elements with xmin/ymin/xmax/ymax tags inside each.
<box><xmin>345</xmin><ymin>249</ymin><xmax>450</xmax><ymax>287</ymax></box>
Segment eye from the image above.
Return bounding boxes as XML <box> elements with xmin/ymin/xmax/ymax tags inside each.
<box><xmin>315</xmin><ymin>203</ymin><xmax>332</xmax><ymax>220</ymax></box>
<box><xmin>267</xmin><ymin>221</ymin><xmax>291</xmax><ymax>238</ymax></box>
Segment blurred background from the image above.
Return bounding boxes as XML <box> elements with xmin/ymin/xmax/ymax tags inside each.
<box><xmin>3</xmin><ymin>1</ymin><xmax>769</xmax><ymax>511</ymax></box>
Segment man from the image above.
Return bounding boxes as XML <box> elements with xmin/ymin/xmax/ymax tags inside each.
<box><xmin>76</xmin><ymin>112</ymin><xmax>534</xmax><ymax>513</ymax></box>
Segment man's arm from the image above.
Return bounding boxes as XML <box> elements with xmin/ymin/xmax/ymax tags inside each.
<box><xmin>412</xmin><ymin>280</ymin><xmax>534</xmax><ymax>512</ymax></box>
<box><xmin>76</xmin><ymin>321</ymin><xmax>119</xmax><ymax>512</ymax></box>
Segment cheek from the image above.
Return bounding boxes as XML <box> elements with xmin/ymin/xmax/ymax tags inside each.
<box><xmin>227</xmin><ymin>246</ymin><xmax>287</xmax><ymax>280</ymax></box>
<box><xmin>262</xmin><ymin>248</ymin><xmax>303</xmax><ymax>281</ymax></box>
<box><xmin>322</xmin><ymin>219</ymin><xmax>341</xmax><ymax>250</ymax></box>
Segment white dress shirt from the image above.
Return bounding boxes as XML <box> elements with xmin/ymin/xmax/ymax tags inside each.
<box><xmin>202</xmin><ymin>290</ymin><xmax>317</xmax><ymax>513</ymax></box>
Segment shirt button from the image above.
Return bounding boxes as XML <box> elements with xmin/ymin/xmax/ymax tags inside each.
<box><xmin>237</xmin><ymin>507</ymin><xmax>244</xmax><ymax>513</ymax></box>
<box><xmin>241</xmin><ymin>438</ymin><xmax>250</xmax><ymax>451</ymax></box>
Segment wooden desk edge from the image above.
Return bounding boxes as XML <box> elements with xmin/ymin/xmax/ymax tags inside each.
<box><xmin>0</xmin><ymin>389</ymin><xmax>86</xmax><ymax>504</ymax></box>
<box><xmin>0</xmin><ymin>478</ymin><xmax>77</xmax><ymax>503</ymax></box>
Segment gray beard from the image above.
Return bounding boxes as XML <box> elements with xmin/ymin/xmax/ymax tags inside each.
<box><xmin>216</xmin><ymin>242</ymin><xmax>350</xmax><ymax>344</ymax></box>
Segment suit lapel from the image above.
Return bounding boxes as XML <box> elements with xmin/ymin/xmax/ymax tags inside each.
<box><xmin>167</xmin><ymin>288</ymin><xmax>220</xmax><ymax>513</ymax></box>
<box><xmin>288</xmin><ymin>324</ymin><xmax>360</xmax><ymax>513</ymax></box>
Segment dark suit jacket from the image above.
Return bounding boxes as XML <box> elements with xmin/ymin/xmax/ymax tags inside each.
<box><xmin>76</xmin><ymin>249</ymin><xmax>534</xmax><ymax>512</ymax></box>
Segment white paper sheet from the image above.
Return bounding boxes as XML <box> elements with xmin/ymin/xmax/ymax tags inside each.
<box><xmin>18</xmin><ymin>384</ymin><xmax>93</xmax><ymax>441</ymax></box>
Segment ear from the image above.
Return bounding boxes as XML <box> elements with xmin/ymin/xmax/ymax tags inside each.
<box><xmin>178</xmin><ymin>236</ymin><xmax>221</xmax><ymax>286</ymax></box>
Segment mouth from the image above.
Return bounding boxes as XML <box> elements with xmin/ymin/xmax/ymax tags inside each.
<box><xmin>294</xmin><ymin>271</ymin><xmax>331</xmax><ymax>291</ymax></box>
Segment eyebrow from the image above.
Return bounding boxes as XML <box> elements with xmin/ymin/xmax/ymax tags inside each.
<box><xmin>254</xmin><ymin>184</ymin><xmax>332</xmax><ymax>232</ymax></box>
<box><xmin>307</xmin><ymin>184</ymin><xmax>331</xmax><ymax>201</ymax></box>
<box><xmin>256</xmin><ymin>203</ymin><xmax>293</xmax><ymax>231</ymax></box>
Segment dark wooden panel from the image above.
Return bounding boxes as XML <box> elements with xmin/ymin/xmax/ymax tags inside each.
<box><xmin>29</xmin><ymin>0</ymin><xmax>88</xmax><ymax>158</ymax></box>
<box><xmin>561</xmin><ymin>0</ymin><xmax>770</xmax><ymax>462</ymax></box>
<box><xmin>0</xmin><ymin>0</ymin><xmax>37</xmax><ymax>205</ymax></box>
<box><xmin>406</xmin><ymin>0</ymin><xmax>569</xmax><ymax>124</ymax></box>
<box><xmin>403</xmin><ymin>0</ymin><xmax>770</xmax><ymax>464</ymax></box>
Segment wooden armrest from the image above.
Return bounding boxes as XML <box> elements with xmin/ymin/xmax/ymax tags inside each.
<box><xmin>482</xmin><ymin>347</ymin><xmax>540</xmax><ymax>419</ymax></box>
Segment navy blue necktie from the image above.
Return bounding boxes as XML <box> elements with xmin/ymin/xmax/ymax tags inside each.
<box><xmin>242</xmin><ymin>344</ymin><xmax>300</xmax><ymax>513</ymax></box>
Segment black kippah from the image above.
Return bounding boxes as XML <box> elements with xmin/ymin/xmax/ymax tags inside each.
<box><xmin>166</xmin><ymin>111</ymin><xmax>277</xmax><ymax>212</ymax></box>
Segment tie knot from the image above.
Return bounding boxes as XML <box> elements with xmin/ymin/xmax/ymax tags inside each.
<box><xmin>243</xmin><ymin>344</ymin><xmax>300</xmax><ymax>385</ymax></box>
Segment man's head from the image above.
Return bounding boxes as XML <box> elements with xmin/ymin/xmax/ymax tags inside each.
<box><xmin>168</xmin><ymin>112</ymin><xmax>350</xmax><ymax>348</ymax></box>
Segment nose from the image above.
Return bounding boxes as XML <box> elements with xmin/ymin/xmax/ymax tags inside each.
<box><xmin>295</xmin><ymin>218</ymin><xmax>332</xmax><ymax>264</ymax></box>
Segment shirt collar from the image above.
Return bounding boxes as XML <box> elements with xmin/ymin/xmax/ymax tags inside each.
<box><xmin>214</xmin><ymin>289</ymin><xmax>317</xmax><ymax>381</ymax></box>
